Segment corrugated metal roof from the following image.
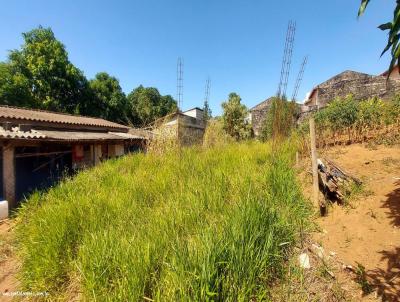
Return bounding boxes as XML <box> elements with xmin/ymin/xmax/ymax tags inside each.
<box><xmin>0</xmin><ymin>127</ymin><xmax>145</xmax><ymax>141</ymax></box>
<box><xmin>37</xmin><ymin>130</ymin><xmax>124</xmax><ymax>141</ymax></box>
<box><xmin>109</xmin><ymin>132</ymin><xmax>145</xmax><ymax>140</ymax></box>
<box><xmin>0</xmin><ymin>106</ymin><xmax>128</xmax><ymax>130</ymax></box>
<box><xmin>0</xmin><ymin>127</ymin><xmax>46</xmax><ymax>139</ymax></box>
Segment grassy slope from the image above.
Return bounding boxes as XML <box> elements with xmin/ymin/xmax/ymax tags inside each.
<box><xmin>16</xmin><ymin>142</ymin><xmax>310</xmax><ymax>301</ymax></box>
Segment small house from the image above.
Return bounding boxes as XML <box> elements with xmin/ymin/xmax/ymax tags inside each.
<box><xmin>0</xmin><ymin>106</ymin><xmax>147</xmax><ymax>208</ymax></box>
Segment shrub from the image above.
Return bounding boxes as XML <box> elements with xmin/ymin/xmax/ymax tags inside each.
<box><xmin>221</xmin><ymin>93</ymin><xmax>252</xmax><ymax>140</ymax></box>
<box><xmin>203</xmin><ymin>118</ymin><xmax>233</xmax><ymax>148</ymax></box>
<box><xmin>299</xmin><ymin>94</ymin><xmax>400</xmax><ymax>145</ymax></box>
<box><xmin>260</xmin><ymin>98</ymin><xmax>298</xmax><ymax>141</ymax></box>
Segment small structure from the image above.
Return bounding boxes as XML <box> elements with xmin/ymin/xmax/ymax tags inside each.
<box><xmin>153</xmin><ymin>108</ymin><xmax>205</xmax><ymax>146</ymax></box>
<box><xmin>303</xmin><ymin>69</ymin><xmax>400</xmax><ymax>109</ymax></box>
<box><xmin>0</xmin><ymin>106</ymin><xmax>147</xmax><ymax>208</ymax></box>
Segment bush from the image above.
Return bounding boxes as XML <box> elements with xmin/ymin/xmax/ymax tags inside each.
<box><xmin>260</xmin><ymin>98</ymin><xmax>298</xmax><ymax>141</ymax></box>
<box><xmin>203</xmin><ymin>118</ymin><xmax>233</xmax><ymax>148</ymax></box>
<box><xmin>16</xmin><ymin>142</ymin><xmax>310</xmax><ymax>301</ymax></box>
<box><xmin>300</xmin><ymin>94</ymin><xmax>400</xmax><ymax>145</ymax></box>
<box><xmin>221</xmin><ymin>93</ymin><xmax>252</xmax><ymax>140</ymax></box>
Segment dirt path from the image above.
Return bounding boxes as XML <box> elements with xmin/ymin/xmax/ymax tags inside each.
<box><xmin>313</xmin><ymin>144</ymin><xmax>400</xmax><ymax>301</ymax></box>
<box><xmin>0</xmin><ymin>219</ymin><xmax>19</xmax><ymax>301</ymax></box>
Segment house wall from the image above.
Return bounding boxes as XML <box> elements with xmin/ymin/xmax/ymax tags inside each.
<box><xmin>178</xmin><ymin>124</ymin><xmax>205</xmax><ymax>146</ymax></box>
<box><xmin>310</xmin><ymin>76</ymin><xmax>400</xmax><ymax>109</ymax></box>
<box><xmin>108</xmin><ymin>144</ymin><xmax>125</xmax><ymax>157</ymax></box>
<box><xmin>153</xmin><ymin>113</ymin><xmax>205</xmax><ymax>147</ymax></box>
<box><xmin>184</xmin><ymin>108</ymin><xmax>204</xmax><ymax>120</ymax></box>
<box><xmin>251</xmin><ymin>108</ymin><xmax>269</xmax><ymax>136</ymax></box>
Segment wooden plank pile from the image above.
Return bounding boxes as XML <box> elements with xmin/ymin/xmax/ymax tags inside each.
<box><xmin>317</xmin><ymin>158</ymin><xmax>362</xmax><ymax>204</ymax></box>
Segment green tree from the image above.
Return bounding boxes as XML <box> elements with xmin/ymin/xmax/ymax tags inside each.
<box><xmin>2</xmin><ymin>26</ymin><xmax>89</xmax><ymax>113</ymax></box>
<box><xmin>359</xmin><ymin>1</ymin><xmax>400</xmax><ymax>75</ymax></box>
<box><xmin>127</xmin><ymin>85</ymin><xmax>177</xmax><ymax>126</ymax></box>
<box><xmin>221</xmin><ymin>93</ymin><xmax>251</xmax><ymax>140</ymax></box>
<box><xmin>0</xmin><ymin>62</ymin><xmax>32</xmax><ymax>107</ymax></box>
<box><xmin>87</xmin><ymin>72</ymin><xmax>128</xmax><ymax>123</ymax></box>
<box><xmin>203</xmin><ymin>99</ymin><xmax>212</xmax><ymax>122</ymax></box>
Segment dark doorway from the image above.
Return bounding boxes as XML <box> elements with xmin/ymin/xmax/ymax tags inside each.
<box><xmin>15</xmin><ymin>145</ymin><xmax>72</xmax><ymax>202</ymax></box>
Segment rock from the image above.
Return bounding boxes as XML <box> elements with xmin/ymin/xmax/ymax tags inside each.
<box><xmin>342</xmin><ymin>264</ymin><xmax>354</xmax><ymax>272</ymax></box>
<box><xmin>311</xmin><ymin>243</ymin><xmax>326</xmax><ymax>259</ymax></box>
<box><xmin>298</xmin><ymin>253</ymin><xmax>311</xmax><ymax>269</ymax></box>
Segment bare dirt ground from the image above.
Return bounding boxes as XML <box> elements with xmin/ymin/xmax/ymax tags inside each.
<box><xmin>311</xmin><ymin>144</ymin><xmax>400</xmax><ymax>301</ymax></box>
<box><xmin>0</xmin><ymin>219</ymin><xmax>19</xmax><ymax>301</ymax></box>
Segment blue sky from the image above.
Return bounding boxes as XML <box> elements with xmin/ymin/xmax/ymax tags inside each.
<box><xmin>0</xmin><ymin>0</ymin><xmax>393</xmax><ymax>115</ymax></box>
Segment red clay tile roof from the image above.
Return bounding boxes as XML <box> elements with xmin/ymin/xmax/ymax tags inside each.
<box><xmin>0</xmin><ymin>106</ymin><xmax>128</xmax><ymax>130</ymax></box>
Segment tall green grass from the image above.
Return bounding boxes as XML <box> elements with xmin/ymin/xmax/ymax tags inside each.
<box><xmin>16</xmin><ymin>142</ymin><xmax>310</xmax><ymax>301</ymax></box>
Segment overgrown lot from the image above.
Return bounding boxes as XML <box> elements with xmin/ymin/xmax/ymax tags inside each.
<box><xmin>16</xmin><ymin>142</ymin><xmax>310</xmax><ymax>301</ymax></box>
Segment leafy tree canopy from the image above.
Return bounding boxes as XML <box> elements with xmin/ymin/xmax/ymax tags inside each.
<box><xmin>127</xmin><ymin>85</ymin><xmax>177</xmax><ymax>127</ymax></box>
<box><xmin>221</xmin><ymin>93</ymin><xmax>251</xmax><ymax>140</ymax></box>
<box><xmin>5</xmin><ymin>26</ymin><xmax>89</xmax><ymax>113</ymax></box>
<box><xmin>0</xmin><ymin>26</ymin><xmax>179</xmax><ymax>126</ymax></box>
<box><xmin>0</xmin><ymin>62</ymin><xmax>32</xmax><ymax>107</ymax></box>
<box><xmin>87</xmin><ymin>72</ymin><xmax>128</xmax><ymax>123</ymax></box>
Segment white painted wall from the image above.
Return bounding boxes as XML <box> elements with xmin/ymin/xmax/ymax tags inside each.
<box><xmin>184</xmin><ymin>108</ymin><xmax>204</xmax><ymax>120</ymax></box>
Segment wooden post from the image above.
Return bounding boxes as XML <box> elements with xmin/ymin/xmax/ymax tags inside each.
<box><xmin>309</xmin><ymin>118</ymin><xmax>319</xmax><ymax>208</ymax></box>
<box><xmin>296</xmin><ymin>151</ymin><xmax>299</xmax><ymax>167</ymax></box>
<box><xmin>2</xmin><ymin>144</ymin><xmax>16</xmax><ymax>209</ymax></box>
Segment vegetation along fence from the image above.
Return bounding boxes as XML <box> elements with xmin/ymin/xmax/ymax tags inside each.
<box><xmin>298</xmin><ymin>95</ymin><xmax>400</xmax><ymax>147</ymax></box>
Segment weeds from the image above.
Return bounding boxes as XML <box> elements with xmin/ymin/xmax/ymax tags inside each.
<box><xmin>16</xmin><ymin>141</ymin><xmax>311</xmax><ymax>301</ymax></box>
<box><xmin>355</xmin><ymin>262</ymin><xmax>373</xmax><ymax>294</ymax></box>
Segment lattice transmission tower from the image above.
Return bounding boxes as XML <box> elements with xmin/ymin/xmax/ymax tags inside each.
<box><xmin>277</xmin><ymin>21</ymin><xmax>296</xmax><ymax>99</ymax></box>
<box><xmin>291</xmin><ymin>56</ymin><xmax>308</xmax><ymax>102</ymax></box>
<box><xmin>176</xmin><ymin>57</ymin><xmax>184</xmax><ymax>110</ymax></box>
<box><xmin>204</xmin><ymin>77</ymin><xmax>211</xmax><ymax>104</ymax></box>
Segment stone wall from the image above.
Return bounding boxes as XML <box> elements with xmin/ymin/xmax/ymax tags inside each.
<box><xmin>308</xmin><ymin>75</ymin><xmax>400</xmax><ymax>108</ymax></box>
<box><xmin>152</xmin><ymin>113</ymin><xmax>205</xmax><ymax>147</ymax></box>
<box><xmin>251</xmin><ymin>108</ymin><xmax>269</xmax><ymax>136</ymax></box>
